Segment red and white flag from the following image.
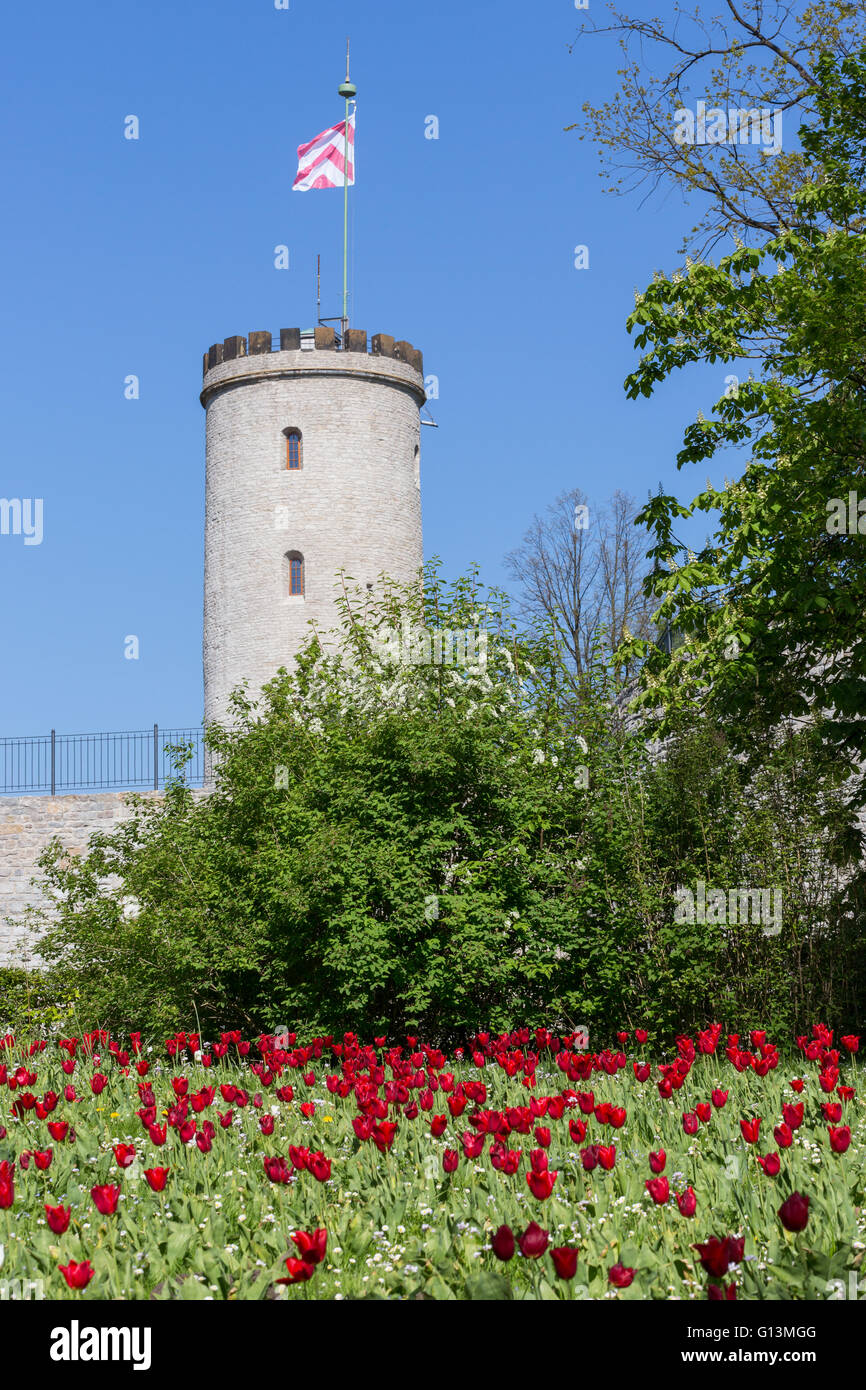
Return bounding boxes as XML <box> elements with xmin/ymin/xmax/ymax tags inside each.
<box><xmin>293</xmin><ymin>112</ymin><xmax>355</xmax><ymax>191</ymax></box>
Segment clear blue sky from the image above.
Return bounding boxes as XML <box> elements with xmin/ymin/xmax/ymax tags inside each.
<box><xmin>0</xmin><ymin>0</ymin><xmax>745</xmax><ymax>735</ymax></box>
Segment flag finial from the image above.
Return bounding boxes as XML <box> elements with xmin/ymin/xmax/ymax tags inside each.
<box><xmin>338</xmin><ymin>38</ymin><xmax>356</xmax><ymax>98</ymax></box>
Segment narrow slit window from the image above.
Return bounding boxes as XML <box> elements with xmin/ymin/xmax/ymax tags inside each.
<box><xmin>284</xmin><ymin>429</ymin><xmax>302</xmax><ymax>470</ymax></box>
<box><xmin>289</xmin><ymin>554</ymin><xmax>304</xmax><ymax>596</ymax></box>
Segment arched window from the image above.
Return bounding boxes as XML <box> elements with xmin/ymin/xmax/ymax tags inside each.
<box><xmin>285</xmin><ymin>551</ymin><xmax>304</xmax><ymax>597</ymax></box>
<box><xmin>283</xmin><ymin>428</ymin><xmax>302</xmax><ymax>470</ymax></box>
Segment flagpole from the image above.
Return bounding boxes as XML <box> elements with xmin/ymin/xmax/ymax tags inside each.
<box><xmin>338</xmin><ymin>39</ymin><xmax>356</xmax><ymax>340</ymax></box>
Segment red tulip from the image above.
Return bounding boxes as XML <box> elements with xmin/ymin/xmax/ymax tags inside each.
<box><xmin>695</xmin><ymin>1102</ymin><xmax>712</xmax><ymax>1123</ymax></box>
<box><xmin>828</xmin><ymin>1126</ymin><xmax>851</xmax><ymax>1154</ymax></box>
<box><xmin>144</xmin><ymin>1168</ymin><xmax>169</xmax><ymax>1192</ymax></box>
<box><xmin>635</xmin><ymin>1029</ymin><xmax>648</xmax><ymax>1044</ymax></box>
<box><xmin>568</xmin><ymin>1117</ymin><xmax>587</xmax><ymax>1144</ymax></box>
<box><xmin>218</xmin><ymin>1110</ymin><xmax>234</xmax><ymax>1129</ymax></box>
<box><xmin>773</xmin><ymin>1122</ymin><xmax>793</xmax><ymax>1148</ymax></box>
<box><xmin>778</xmin><ymin>1192</ymin><xmax>810</xmax><ymax>1232</ymax></box>
<box><xmin>309</xmin><ymin>1151</ymin><xmax>331</xmax><ymax>1182</ymax></box>
<box><xmin>517</xmin><ymin>1221</ymin><xmax>549</xmax><ymax>1258</ymax></box>
<box><xmin>443</xmin><ymin>1149</ymin><xmax>459</xmax><ymax>1173</ymax></box>
<box><xmin>372</xmin><ymin>1121</ymin><xmax>398</xmax><ymax>1154</ymax></box>
<box><xmin>147</xmin><ymin>1123</ymin><xmax>168</xmax><ymax>1146</ymax></box>
<box><xmin>529</xmin><ymin>1147</ymin><xmax>548</xmax><ymax>1174</ymax></box>
<box><xmin>59</xmin><ymin>1260</ymin><xmax>94</xmax><ymax>1290</ymax></box>
<box><xmin>113</xmin><ymin>1144</ymin><xmax>136</xmax><ymax>1169</ymax></box>
<box><xmin>551</xmin><ymin>1247</ymin><xmax>579</xmax><ymax>1280</ymax></box>
<box><xmin>491</xmin><ymin>1225</ymin><xmax>515</xmax><ymax>1261</ymax></box>
<box><xmin>648</xmin><ymin>1149</ymin><xmax>666</xmax><ymax>1173</ymax></box>
<box><xmin>91</xmin><ymin>1184</ymin><xmax>120</xmax><ymax>1215</ymax></box>
<box><xmin>790</xmin><ymin>1078</ymin><xmax>805</xmax><ymax>1093</ymax></box>
<box><xmin>534</xmin><ymin>1125</ymin><xmax>551</xmax><ymax>1148</ymax></box>
<box><xmin>676</xmin><ymin>1186</ymin><xmax>697</xmax><ymax>1217</ymax></box>
<box><xmin>609</xmin><ymin>1262</ymin><xmax>635</xmax><ymax>1288</ymax></box>
<box><xmin>757</xmin><ymin>1152</ymin><xmax>781</xmax><ymax>1176</ymax></box>
<box><xmin>707</xmin><ymin>1282</ymin><xmax>737</xmax><ymax>1300</ymax></box>
<box><xmin>682</xmin><ymin>1112</ymin><xmax>699</xmax><ymax>1136</ymax></box>
<box><xmin>33</xmin><ymin>1149</ymin><xmax>53</xmax><ymax>1171</ymax></box>
<box><xmin>645</xmin><ymin>1176</ymin><xmax>669</xmax><ymax>1205</ymax></box>
<box><xmin>526</xmin><ymin>1169</ymin><xmax>557</xmax><ymax>1199</ymax></box>
<box><xmin>264</xmin><ymin>1156</ymin><xmax>291</xmax><ymax>1184</ymax></box>
<box><xmin>580</xmin><ymin>1145</ymin><xmax>599</xmax><ymax>1171</ymax></box>
<box><xmin>739</xmin><ymin>1117</ymin><xmax>761</xmax><ymax>1144</ymax></box>
<box><xmin>44</xmin><ymin>1202</ymin><xmax>71</xmax><ymax>1234</ymax></box>
<box><xmin>259</xmin><ymin>1113</ymin><xmax>275</xmax><ymax>1136</ymax></box>
<box><xmin>47</xmin><ymin>1121</ymin><xmax>69</xmax><ymax>1142</ymax></box>
<box><xmin>841</xmin><ymin>1035</ymin><xmax>859</xmax><ymax>1053</ymax></box>
<box><xmin>781</xmin><ymin>1102</ymin><xmax>804</xmax><ymax>1130</ymax></box>
<box><xmin>90</xmin><ymin>1074</ymin><xmax>107</xmax><ymax>1095</ymax></box>
<box><xmin>597</xmin><ymin>1144</ymin><xmax>617</xmax><ymax>1170</ymax></box>
<box><xmin>711</xmin><ymin>1089</ymin><xmax>728</xmax><ymax>1108</ymax></box>
<box><xmin>633</xmin><ymin>1062</ymin><xmax>651</xmax><ymax>1082</ymax></box>
<box><xmin>693</xmin><ymin>1236</ymin><xmax>744</xmax><ymax>1278</ymax></box>
<box><xmin>291</xmin><ymin>1228</ymin><xmax>327</xmax><ymax>1265</ymax></box>
<box><xmin>277</xmin><ymin>1257</ymin><xmax>315</xmax><ymax>1285</ymax></box>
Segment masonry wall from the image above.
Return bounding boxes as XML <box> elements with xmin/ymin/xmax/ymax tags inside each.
<box><xmin>0</xmin><ymin>793</ymin><xmax>162</xmax><ymax>967</ymax></box>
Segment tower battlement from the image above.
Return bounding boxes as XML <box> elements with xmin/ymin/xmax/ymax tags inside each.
<box><xmin>202</xmin><ymin>330</ymin><xmax>423</xmax><ymax>380</ymax></box>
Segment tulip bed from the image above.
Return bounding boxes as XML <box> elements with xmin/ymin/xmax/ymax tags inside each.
<box><xmin>0</xmin><ymin>1023</ymin><xmax>862</xmax><ymax>1300</ymax></box>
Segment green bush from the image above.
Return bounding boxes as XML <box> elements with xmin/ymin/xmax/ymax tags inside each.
<box><xmin>27</xmin><ymin>566</ymin><xmax>864</xmax><ymax>1043</ymax></box>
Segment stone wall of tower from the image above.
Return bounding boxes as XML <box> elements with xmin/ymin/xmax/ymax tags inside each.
<box><xmin>201</xmin><ymin>329</ymin><xmax>426</xmax><ymax>726</ymax></box>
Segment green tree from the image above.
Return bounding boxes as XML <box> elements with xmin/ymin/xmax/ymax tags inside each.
<box><xmin>618</xmin><ymin>48</ymin><xmax>866</xmax><ymax>846</ymax></box>
<box><xmin>571</xmin><ymin>0</ymin><xmax>865</xmax><ymax>252</ymax></box>
<box><xmin>25</xmin><ymin>563</ymin><xmax>862</xmax><ymax>1042</ymax></box>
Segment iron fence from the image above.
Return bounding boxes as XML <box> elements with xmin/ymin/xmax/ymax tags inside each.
<box><xmin>0</xmin><ymin>726</ymin><xmax>207</xmax><ymax>795</ymax></box>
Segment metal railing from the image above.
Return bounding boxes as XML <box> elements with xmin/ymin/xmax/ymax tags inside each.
<box><xmin>0</xmin><ymin>727</ymin><xmax>207</xmax><ymax>795</ymax></box>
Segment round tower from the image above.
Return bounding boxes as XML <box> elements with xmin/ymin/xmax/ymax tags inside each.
<box><xmin>200</xmin><ymin>326</ymin><xmax>426</xmax><ymax>726</ymax></box>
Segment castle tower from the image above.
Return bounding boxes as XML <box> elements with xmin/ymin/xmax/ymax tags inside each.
<box><xmin>200</xmin><ymin>327</ymin><xmax>426</xmax><ymax>726</ymax></box>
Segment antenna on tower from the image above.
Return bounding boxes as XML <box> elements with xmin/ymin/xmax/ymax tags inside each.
<box><xmin>316</xmin><ymin>253</ymin><xmax>322</xmax><ymax>324</ymax></box>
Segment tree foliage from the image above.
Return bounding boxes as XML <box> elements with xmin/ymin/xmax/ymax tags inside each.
<box><xmin>618</xmin><ymin>48</ymin><xmax>866</xmax><ymax>842</ymax></box>
<box><xmin>21</xmin><ymin>565</ymin><xmax>863</xmax><ymax>1043</ymax></box>
<box><xmin>570</xmin><ymin>0</ymin><xmax>864</xmax><ymax>252</ymax></box>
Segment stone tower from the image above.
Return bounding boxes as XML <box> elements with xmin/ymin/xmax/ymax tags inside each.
<box><xmin>200</xmin><ymin>326</ymin><xmax>426</xmax><ymax>726</ymax></box>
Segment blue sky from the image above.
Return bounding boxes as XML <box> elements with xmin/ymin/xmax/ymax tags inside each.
<box><xmin>0</xmin><ymin>0</ymin><xmax>756</xmax><ymax>735</ymax></box>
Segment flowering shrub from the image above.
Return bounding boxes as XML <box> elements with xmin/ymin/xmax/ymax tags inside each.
<box><xmin>28</xmin><ymin>567</ymin><xmax>861</xmax><ymax>1046</ymax></box>
<box><xmin>0</xmin><ymin>1022</ymin><xmax>861</xmax><ymax>1300</ymax></box>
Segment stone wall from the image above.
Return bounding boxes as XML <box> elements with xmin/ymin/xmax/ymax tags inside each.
<box><xmin>0</xmin><ymin>792</ymin><xmax>163</xmax><ymax>968</ymax></box>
